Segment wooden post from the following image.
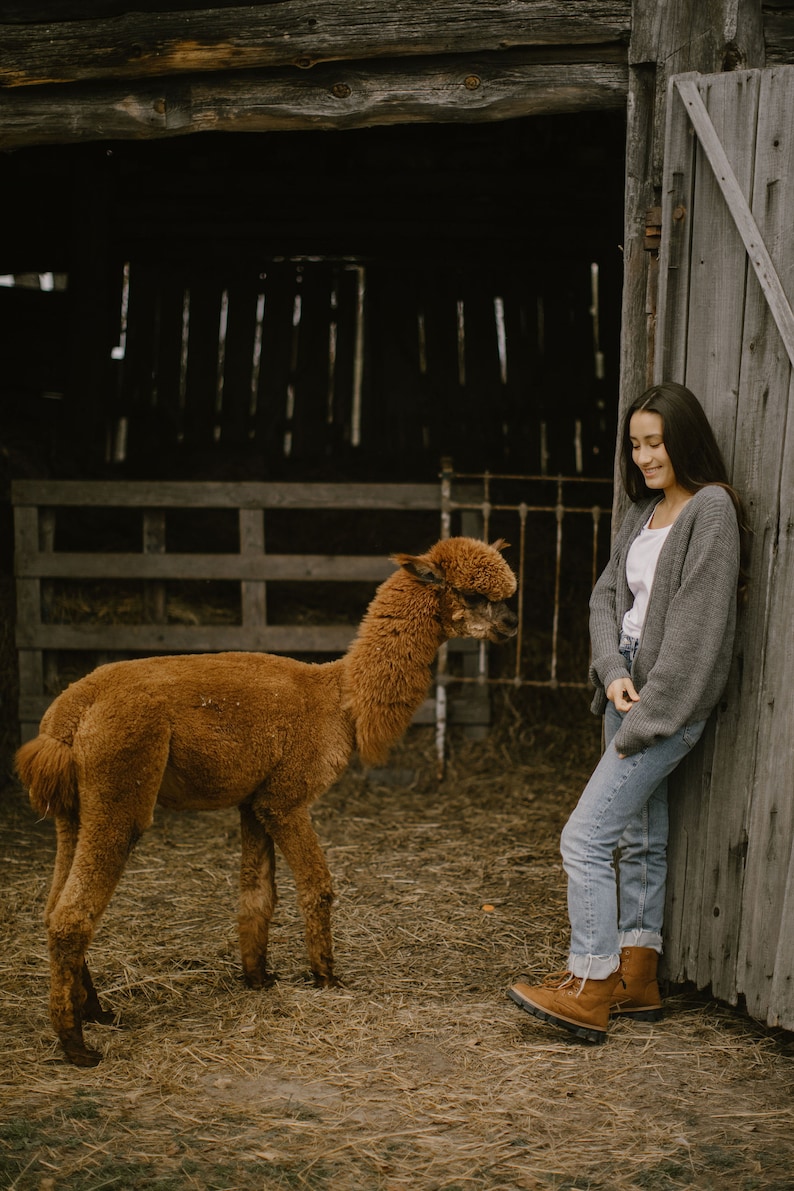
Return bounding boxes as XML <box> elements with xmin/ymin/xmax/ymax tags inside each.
<box><xmin>616</xmin><ymin>0</ymin><xmax>765</xmax><ymax>518</ymax></box>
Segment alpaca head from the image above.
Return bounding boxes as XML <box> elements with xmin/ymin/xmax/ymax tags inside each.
<box><xmin>392</xmin><ymin>537</ymin><xmax>518</xmax><ymax>643</ymax></box>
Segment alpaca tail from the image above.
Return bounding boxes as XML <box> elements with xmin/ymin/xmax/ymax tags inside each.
<box><xmin>15</xmin><ymin>735</ymin><xmax>78</xmax><ymax>819</ymax></box>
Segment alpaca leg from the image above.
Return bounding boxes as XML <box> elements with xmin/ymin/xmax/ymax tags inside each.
<box><xmin>81</xmin><ymin>961</ymin><xmax>115</xmax><ymax>1024</ymax></box>
<box><xmin>262</xmin><ymin>806</ymin><xmax>337</xmax><ymax>988</ymax></box>
<box><xmin>45</xmin><ymin>818</ymin><xmax>114</xmax><ymax>1026</ymax></box>
<box><xmin>47</xmin><ymin>814</ymin><xmax>144</xmax><ymax>1066</ymax></box>
<box><xmin>238</xmin><ymin>802</ymin><xmax>278</xmax><ymax>989</ymax></box>
<box><xmin>45</xmin><ymin>814</ymin><xmax>80</xmax><ymax>927</ymax></box>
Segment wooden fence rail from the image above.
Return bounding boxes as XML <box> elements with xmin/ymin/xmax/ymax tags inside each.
<box><xmin>12</xmin><ymin>480</ymin><xmax>447</xmax><ymax>739</ymax></box>
<box><xmin>12</xmin><ymin>475</ymin><xmax>613</xmax><ymax>759</ymax></box>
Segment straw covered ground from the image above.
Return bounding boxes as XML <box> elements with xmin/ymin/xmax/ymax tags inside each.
<box><xmin>2</xmin><ymin>689</ymin><xmax>793</xmax><ymax>1191</ymax></box>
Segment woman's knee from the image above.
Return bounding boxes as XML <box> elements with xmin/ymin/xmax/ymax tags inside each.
<box><xmin>560</xmin><ymin>813</ymin><xmax>589</xmax><ymax>867</ymax></box>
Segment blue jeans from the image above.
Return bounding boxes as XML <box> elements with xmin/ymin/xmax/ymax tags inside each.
<box><xmin>560</xmin><ymin>636</ymin><xmax>706</xmax><ymax>980</ymax></box>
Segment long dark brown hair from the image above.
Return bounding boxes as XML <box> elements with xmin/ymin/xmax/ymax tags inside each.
<box><xmin>620</xmin><ymin>381</ymin><xmax>750</xmax><ymax>597</ymax></box>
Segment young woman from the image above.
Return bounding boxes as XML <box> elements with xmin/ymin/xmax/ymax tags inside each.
<box><xmin>509</xmin><ymin>381</ymin><xmax>744</xmax><ymax>1043</ymax></box>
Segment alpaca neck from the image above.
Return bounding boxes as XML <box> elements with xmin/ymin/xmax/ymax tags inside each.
<box><xmin>343</xmin><ymin>571</ymin><xmax>445</xmax><ymax>767</ymax></box>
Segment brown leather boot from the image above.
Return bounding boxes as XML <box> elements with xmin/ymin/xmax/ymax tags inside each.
<box><xmin>508</xmin><ymin>968</ymin><xmax>625</xmax><ymax>1044</ymax></box>
<box><xmin>610</xmin><ymin>946</ymin><xmax>663</xmax><ymax>1021</ymax></box>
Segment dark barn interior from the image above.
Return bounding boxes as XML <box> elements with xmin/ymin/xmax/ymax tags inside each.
<box><xmin>0</xmin><ymin>110</ymin><xmax>626</xmax><ymax>765</ymax></box>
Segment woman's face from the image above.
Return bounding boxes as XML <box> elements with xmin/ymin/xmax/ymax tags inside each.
<box><xmin>628</xmin><ymin>410</ymin><xmax>677</xmax><ymax>492</ymax></box>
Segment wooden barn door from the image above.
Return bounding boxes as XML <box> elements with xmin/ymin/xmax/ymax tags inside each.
<box><xmin>654</xmin><ymin>67</ymin><xmax>794</xmax><ymax>1030</ymax></box>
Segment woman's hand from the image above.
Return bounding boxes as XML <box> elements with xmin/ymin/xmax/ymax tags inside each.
<box><xmin>606</xmin><ymin>677</ymin><xmax>641</xmax><ymax>714</ymax></box>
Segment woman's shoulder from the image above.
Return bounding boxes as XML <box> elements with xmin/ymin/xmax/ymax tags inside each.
<box><xmin>687</xmin><ymin>484</ymin><xmax>737</xmax><ymax>517</ymax></box>
<box><xmin>682</xmin><ymin>485</ymin><xmax>740</xmax><ymax>545</ymax></box>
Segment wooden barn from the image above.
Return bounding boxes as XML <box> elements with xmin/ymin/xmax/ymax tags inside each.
<box><xmin>2</xmin><ymin>0</ymin><xmax>794</xmax><ymax>1033</ymax></box>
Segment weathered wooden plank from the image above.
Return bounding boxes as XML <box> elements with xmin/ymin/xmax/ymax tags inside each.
<box><xmin>676</xmin><ymin>74</ymin><xmax>794</xmax><ymax>369</ymax></box>
<box><xmin>15</xmin><ymin>551</ymin><xmax>396</xmax><ymax>582</ymax></box>
<box><xmin>631</xmin><ymin>0</ymin><xmax>765</xmax><ymax>72</ymax></box>
<box><xmin>732</xmin><ymin>65</ymin><xmax>794</xmax><ymax>1026</ymax></box>
<box><xmin>683</xmin><ymin>70</ymin><xmax>778</xmax><ymax>1003</ymax></box>
<box><xmin>15</xmin><ymin>623</ymin><xmax>360</xmax><ymax>652</ymax></box>
<box><xmin>142</xmin><ymin>510</ymin><xmax>167</xmax><ymax>621</ymax></box>
<box><xmin>11</xmin><ymin>479</ymin><xmax>441</xmax><ymax>509</ymax></box>
<box><xmin>653</xmin><ymin>75</ymin><xmax>697</xmax><ymax>385</ymax></box>
<box><xmin>239</xmin><ymin>508</ymin><xmax>267</xmax><ymax>629</ymax></box>
<box><xmin>182</xmin><ymin>276</ymin><xmax>226</xmax><ymax>448</ymax></box>
<box><xmin>762</xmin><ymin>9</ymin><xmax>794</xmax><ymax>66</ymax></box>
<box><xmin>656</xmin><ymin>66</ymin><xmax>794</xmax><ymax>1033</ymax></box>
<box><xmin>0</xmin><ymin>51</ymin><xmax>629</xmax><ymax>149</ymax></box>
<box><xmin>747</xmin><ymin>471</ymin><xmax>794</xmax><ymax>1024</ymax></box>
<box><xmin>217</xmin><ymin>278</ymin><xmax>263</xmax><ymax>447</ymax></box>
<box><xmin>681</xmin><ymin>73</ymin><xmax>758</xmax><ymax>445</ymax></box>
<box><xmin>0</xmin><ymin>2</ymin><xmax>632</xmax><ymax>88</ymax></box>
<box><xmin>662</xmin><ymin>69</ymin><xmax>760</xmax><ymax>993</ymax></box>
<box><xmin>617</xmin><ymin>0</ymin><xmax>764</xmax><ymax>519</ymax></box>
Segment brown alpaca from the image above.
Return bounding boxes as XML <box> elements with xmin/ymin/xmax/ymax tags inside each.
<box><xmin>16</xmin><ymin>537</ymin><xmax>517</xmax><ymax>1067</ymax></box>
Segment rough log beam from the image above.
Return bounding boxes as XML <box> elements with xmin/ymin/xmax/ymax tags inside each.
<box><xmin>0</xmin><ymin>0</ymin><xmax>631</xmax><ymax>88</ymax></box>
<box><xmin>0</xmin><ymin>48</ymin><xmax>628</xmax><ymax>148</ymax></box>
<box><xmin>763</xmin><ymin>9</ymin><xmax>794</xmax><ymax>62</ymax></box>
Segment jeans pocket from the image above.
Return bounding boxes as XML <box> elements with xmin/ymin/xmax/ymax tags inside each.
<box><xmin>682</xmin><ymin>720</ymin><xmax>707</xmax><ymax>750</ymax></box>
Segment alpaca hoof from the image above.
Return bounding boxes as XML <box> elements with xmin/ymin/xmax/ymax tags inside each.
<box><xmin>68</xmin><ymin>1047</ymin><xmax>102</xmax><ymax>1068</ymax></box>
<box><xmin>61</xmin><ymin>1034</ymin><xmax>102</xmax><ymax>1067</ymax></box>
<box><xmin>244</xmin><ymin>968</ymin><xmax>277</xmax><ymax>990</ymax></box>
<box><xmin>311</xmin><ymin>971</ymin><xmax>340</xmax><ymax>989</ymax></box>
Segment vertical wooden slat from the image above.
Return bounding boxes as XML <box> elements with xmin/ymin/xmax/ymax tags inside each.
<box><xmin>682</xmin><ymin>72</ymin><xmax>758</xmax><ymax>431</ymax></box>
<box><xmin>239</xmin><ymin>508</ymin><xmax>266</xmax><ymax>633</ymax></box>
<box><xmin>143</xmin><ymin>509</ymin><xmax>166</xmax><ymax>624</ymax></box>
<box><xmin>220</xmin><ymin>276</ymin><xmax>261</xmax><ymax>446</ymax></box>
<box><xmin>658</xmin><ymin>66</ymin><xmax>794</xmax><ymax>1031</ymax></box>
<box><xmin>39</xmin><ymin>507</ymin><xmax>58</xmax><ymax>698</ymax></box>
<box><xmin>254</xmin><ymin>264</ymin><xmax>295</xmax><ymax>456</ymax></box>
<box><xmin>289</xmin><ymin>265</ymin><xmax>333</xmax><ymax>461</ymax></box>
<box><xmin>654</xmin><ymin>76</ymin><xmax>697</xmax><ymax>386</ymax></box>
<box><xmin>659</xmin><ymin>69</ymin><xmax>760</xmax><ymax>992</ymax></box>
<box><xmin>15</xmin><ymin>505</ymin><xmax>44</xmax><ymax>741</ymax></box>
<box><xmin>120</xmin><ymin>261</ymin><xmax>161</xmax><ymax>427</ymax></box>
<box><xmin>183</xmin><ymin>276</ymin><xmax>226</xmax><ymax>448</ymax></box>
<box><xmin>326</xmin><ymin>265</ymin><xmax>358</xmax><ymax>456</ymax></box>
<box><xmin>733</xmin><ymin>66</ymin><xmax>794</xmax><ymax>1023</ymax></box>
<box><xmin>682</xmin><ymin>71</ymin><xmax>760</xmax><ymax>998</ymax></box>
<box><xmin>151</xmin><ymin>270</ymin><xmax>190</xmax><ymax>452</ymax></box>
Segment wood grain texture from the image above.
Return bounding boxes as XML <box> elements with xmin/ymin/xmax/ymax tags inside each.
<box><xmin>0</xmin><ymin>0</ymin><xmax>632</xmax><ymax>88</ymax></box>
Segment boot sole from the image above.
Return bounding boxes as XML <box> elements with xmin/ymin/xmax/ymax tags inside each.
<box><xmin>611</xmin><ymin>1006</ymin><xmax>664</xmax><ymax>1022</ymax></box>
<box><xmin>507</xmin><ymin>986</ymin><xmax>607</xmax><ymax>1044</ymax></box>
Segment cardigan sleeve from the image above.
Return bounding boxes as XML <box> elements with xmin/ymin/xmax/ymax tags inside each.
<box><xmin>588</xmin><ymin>502</ymin><xmax>650</xmax><ymax>700</ymax></box>
<box><xmin>612</xmin><ymin>488</ymin><xmax>740</xmax><ymax>756</ymax></box>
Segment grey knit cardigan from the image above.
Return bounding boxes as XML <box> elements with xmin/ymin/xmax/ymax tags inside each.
<box><xmin>588</xmin><ymin>484</ymin><xmax>741</xmax><ymax>756</ymax></box>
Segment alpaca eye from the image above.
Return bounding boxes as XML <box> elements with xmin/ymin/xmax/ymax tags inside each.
<box><xmin>457</xmin><ymin>589</ymin><xmax>488</xmax><ymax>609</ymax></box>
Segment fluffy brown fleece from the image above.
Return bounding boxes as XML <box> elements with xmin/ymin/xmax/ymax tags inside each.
<box><xmin>16</xmin><ymin>537</ymin><xmax>517</xmax><ymax>1067</ymax></box>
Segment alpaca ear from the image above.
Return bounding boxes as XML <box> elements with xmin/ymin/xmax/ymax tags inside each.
<box><xmin>391</xmin><ymin>552</ymin><xmax>445</xmax><ymax>585</ymax></box>
<box><xmin>490</xmin><ymin>538</ymin><xmax>510</xmax><ymax>552</ymax></box>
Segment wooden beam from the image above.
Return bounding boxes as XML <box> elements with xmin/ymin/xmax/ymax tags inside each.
<box><xmin>11</xmin><ymin>478</ymin><xmax>441</xmax><ymax>509</ymax></box>
<box><xmin>0</xmin><ymin>0</ymin><xmax>631</xmax><ymax>88</ymax></box>
<box><xmin>0</xmin><ymin>49</ymin><xmax>628</xmax><ymax>148</ymax></box>
<box><xmin>762</xmin><ymin>7</ymin><xmax>794</xmax><ymax>64</ymax></box>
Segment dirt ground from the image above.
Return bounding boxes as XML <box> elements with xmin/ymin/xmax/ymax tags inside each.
<box><xmin>2</xmin><ymin>690</ymin><xmax>793</xmax><ymax>1191</ymax></box>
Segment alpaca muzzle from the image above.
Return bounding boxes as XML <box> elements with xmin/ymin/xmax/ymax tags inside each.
<box><xmin>488</xmin><ymin>604</ymin><xmax>519</xmax><ymax>642</ymax></box>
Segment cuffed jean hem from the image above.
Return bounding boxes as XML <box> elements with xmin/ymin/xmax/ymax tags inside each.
<box><xmin>619</xmin><ymin>928</ymin><xmax>662</xmax><ymax>953</ymax></box>
<box><xmin>567</xmin><ymin>952</ymin><xmax>621</xmax><ymax>980</ymax></box>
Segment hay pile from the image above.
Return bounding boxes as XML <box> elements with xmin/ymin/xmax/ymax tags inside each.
<box><xmin>2</xmin><ymin>691</ymin><xmax>794</xmax><ymax>1190</ymax></box>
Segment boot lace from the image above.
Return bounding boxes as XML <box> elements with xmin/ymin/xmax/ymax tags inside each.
<box><xmin>540</xmin><ymin>970</ymin><xmax>579</xmax><ymax>992</ymax></box>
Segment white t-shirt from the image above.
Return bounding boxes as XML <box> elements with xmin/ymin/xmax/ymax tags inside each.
<box><xmin>621</xmin><ymin>514</ymin><xmax>671</xmax><ymax>638</ymax></box>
